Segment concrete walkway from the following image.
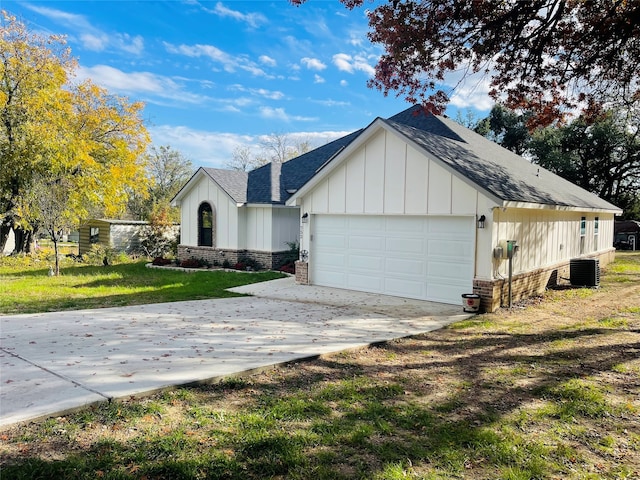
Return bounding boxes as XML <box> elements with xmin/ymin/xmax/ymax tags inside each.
<box><xmin>0</xmin><ymin>277</ymin><xmax>471</xmax><ymax>428</ymax></box>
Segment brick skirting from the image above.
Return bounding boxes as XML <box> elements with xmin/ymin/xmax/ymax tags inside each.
<box><xmin>199</xmin><ymin>246</ymin><xmax>616</xmax><ymax>312</ymax></box>
<box><xmin>294</xmin><ymin>261</ymin><xmax>309</xmax><ymax>284</ymax></box>
<box><xmin>474</xmin><ymin>249</ymin><xmax>616</xmax><ymax>312</ymax></box>
<box><xmin>177</xmin><ymin>245</ymin><xmax>292</xmax><ymax>270</ymax></box>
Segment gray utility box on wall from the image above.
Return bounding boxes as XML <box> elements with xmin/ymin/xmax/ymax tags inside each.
<box><xmin>570</xmin><ymin>258</ymin><xmax>600</xmax><ymax>287</ymax></box>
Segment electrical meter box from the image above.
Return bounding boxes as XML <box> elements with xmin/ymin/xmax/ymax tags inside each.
<box><xmin>496</xmin><ymin>240</ymin><xmax>519</xmax><ymax>259</ymax></box>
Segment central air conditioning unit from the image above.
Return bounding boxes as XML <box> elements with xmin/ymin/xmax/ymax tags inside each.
<box><xmin>570</xmin><ymin>258</ymin><xmax>600</xmax><ymax>287</ymax></box>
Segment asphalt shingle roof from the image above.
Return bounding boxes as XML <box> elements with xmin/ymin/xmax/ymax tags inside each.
<box><xmin>201</xmin><ymin>168</ymin><xmax>248</xmax><ymax>204</ymax></box>
<box><xmin>244</xmin><ymin>129</ymin><xmax>363</xmax><ymax>204</ymax></box>
<box><xmin>195</xmin><ymin>105</ymin><xmax>619</xmax><ymax>212</ymax></box>
<box><xmin>384</xmin><ymin>105</ymin><xmax>619</xmax><ymax>211</ymax></box>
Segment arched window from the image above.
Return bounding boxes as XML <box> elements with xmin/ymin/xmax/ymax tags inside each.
<box><xmin>198</xmin><ymin>202</ymin><xmax>214</xmax><ymax>247</ymax></box>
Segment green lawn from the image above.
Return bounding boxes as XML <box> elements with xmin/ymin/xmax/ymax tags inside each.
<box><xmin>0</xmin><ymin>253</ymin><xmax>638</xmax><ymax>479</ymax></box>
<box><xmin>0</xmin><ymin>256</ymin><xmax>286</xmax><ymax>314</ymax></box>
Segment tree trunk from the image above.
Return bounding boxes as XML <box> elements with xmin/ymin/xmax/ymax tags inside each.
<box><xmin>13</xmin><ymin>226</ymin><xmax>35</xmax><ymax>254</ymax></box>
<box><xmin>53</xmin><ymin>238</ymin><xmax>60</xmax><ymax>275</ymax></box>
<box><xmin>0</xmin><ymin>220</ymin><xmax>11</xmax><ymax>254</ymax></box>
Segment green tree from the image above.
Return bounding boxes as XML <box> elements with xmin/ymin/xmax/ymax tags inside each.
<box><xmin>477</xmin><ymin>105</ymin><xmax>533</xmax><ymax>156</ymax></box>
<box><xmin>18</xmin><ymin>175</ymin><xmax>74</xmax><ymax>275</ymax></box>
<box><xmin>127</xmin><ymin>145</ymin><xmax>193</xmax><ymax>221</ymax></box>
<box><xmin>529</xmin><ymin>111</ymin><xmax>640</xmax><ymax>216</ymax></box>
<box><xmin>0</xmin><ymin>12</ymin><xmax>149</xmax><ymax>253</ymax></box>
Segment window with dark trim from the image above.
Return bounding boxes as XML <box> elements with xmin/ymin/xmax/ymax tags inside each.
<box><xmin>198</xmin><ymin>203</ymin><xmax>213</xmax><ymax>247</ymax></box>
<box><xmin>90</xmin><ymin>227</ymin><xmax>99</xmax><ymax>244</ymax></box>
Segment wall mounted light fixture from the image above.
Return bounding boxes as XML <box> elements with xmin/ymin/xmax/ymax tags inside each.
<box><xmin>477</xmin><ymin>214</ymin><xmax>486</xmax><ymax>229</ymax></box>
<box><xmin>301</xmin><ymin>212</ymin><xmax>309</xmax><ymax>223</ymax></box>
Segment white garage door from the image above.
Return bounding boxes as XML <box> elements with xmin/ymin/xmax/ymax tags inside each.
<box><xmin>311</xmin><ymin>215</ymin><xmax>475</xmax><ymax>305</ymax></box>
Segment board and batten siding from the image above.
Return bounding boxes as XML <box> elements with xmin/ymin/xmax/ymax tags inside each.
<box><xmin>301</xmin><ymin>129</ymin><xmax>492</xmax><ymax>215</ymax></box>
<box><xmin>179</xmin><ymin>176</ymin><xmax>239</xmax><ymax>249</ymax></box>
<box><xmin>491</xmin><ymin>209</ymin><xmax>615</xmax><ymax>277</ymax></box>
<box><xmin>240</xmin><ymin>206</ymin><xmax>299</xmax><ymax>252</ymax></box>
<box><xmin>297</xmin><ymin>128</ymin><xmax>497</xmax><ymax>278</ymax></box>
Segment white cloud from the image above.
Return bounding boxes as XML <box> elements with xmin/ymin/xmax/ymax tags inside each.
<box><xmin>117</xmin><ymin>34</ymin><xmax>144</xmax><ymax>55</ymax></box>
<box><xmin>259</xmin><ymin>55</ymin><xmax>277</xmax><ymax>67</ymax></box>
<box><xmin>314</xmin><ymin>74</ymin><xmax>325</xmax><ymax>84</ymax></box>
<box><xmin>79</xmin><ymin>33</ymin><xmax>108</xmax><ymax>51</ymax></box>
<box><xmin>259</xmin><ymin>107</ymin><xmax>289</xmax><ymax>121</ymax></box>
<box><xmin>149</xmin><ymin>125</ymin><xmax>352</xmax><ymax>169</ymax></box>
<box><xmin>301</xmin><ymin>57</ymin><xmax>326</xmax><ymax>71</ymax></box>
<box><xmin>333</xmin><ymin>53</ymin><xmax>353</xmax><ymax>72</ymax></box>
<box><xmin>332</xmin><ymin>53</ymin><xmax>375</xmax><ymax>76</ymax></box>
<box><xmin>229</xmin><ymin>84</ymin><xmax>285</xmax><ymax>100</ymax></box>
<box><xmin>444</xmin><ymin>68</ymin><xmax>494</xmax><ymax>112</ymax></box>
<box><xmin>340</xmin><ymin>80</ymin><xmax>349</xmax><ymax>87</ymax></box>
<box><xmin>23</xmin><ymin>4</ymin><xmax>143</xmax><ymax>55</ymax></box>
<box><xmin>75</xmin><ymin>65</ymin><xmax>209</xmax><ymax>105</ymax></box>
<box><xmin>313</xmin><ymin>99</ymin><xmax>350</xmax><ymax>107</ymax></box>
<box><xmin>211</xmin><ymin>2</ymin><xmax>267</xmax><ymax>28</ymax></box>
<box><xmin>149</xmin><ymin>125</ymin><xmax>254</xmax><ymax>168</ymax></box>
<box><xmin>164</xmin><ymin>42</ymin><xmax>268</xmax><ymax>77</ymax></box>
<box><xmin>259</xmin><ymin>107</ymin><xmax>316</xmax><ymax>123</ymax></box>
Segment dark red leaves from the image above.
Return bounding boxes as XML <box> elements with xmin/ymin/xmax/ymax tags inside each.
<box><xmin>294</xmin><ymin>0</ymin><xmax>640</xmax><ymax>125</ymax></box>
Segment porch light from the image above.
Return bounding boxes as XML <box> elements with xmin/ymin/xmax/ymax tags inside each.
<box><xmin>301</xmin><ymin>212</ymin><xmax>309</xmax><ymax>223</ymax></box>
<box><xmin>477</xmin><ymin>214</ymin><xmax>486</xmax><ymax>229</ymax></box>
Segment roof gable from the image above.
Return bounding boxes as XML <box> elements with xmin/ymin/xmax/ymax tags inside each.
<box><xmin>286</xmin><ymin>105</ymin><xmax>621</xmax><ymax>213</ymax></box>
<box><xmin>172</xmin><ymin>167</ymin><xmax>248</xmax><ymax>205</ymax></box>
<box><xmin>173</xmin><ymin>105</ymin><xmax>621</xmax><ymax>214</ymax></box>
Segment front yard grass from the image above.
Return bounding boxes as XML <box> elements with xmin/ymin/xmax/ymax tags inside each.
<box><xmin>0</xmin><ymin>252</ymin><xmax>638</xmax><ymax>479</ymax></box>
<box><xmin>0</xmin><ymin>255</ymin><xmax>285</xmax><ymax>314</ymax></box>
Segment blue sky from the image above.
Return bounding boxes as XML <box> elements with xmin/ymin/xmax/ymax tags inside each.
<box><xmin>2</xmin><ymin>0</ymin><xmax>494</xmax><ymax>168</ymax></box>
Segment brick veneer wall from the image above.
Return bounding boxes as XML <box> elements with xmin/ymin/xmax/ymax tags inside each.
<box><xmin>474</xmin><ymin>248</ymin><xmax>616</xmax><ymax>312</ymax></box>
<box><xmin>295</xmin><ymin>261</ymin><xmax>309</xmax><ymax>285</ymax></box>
<box><xmin>177</xmin><ymin>245</ymin><xmax>291</xmax><ymax>270</ymax></box>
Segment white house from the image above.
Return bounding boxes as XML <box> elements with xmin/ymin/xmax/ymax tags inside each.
<box><xmin>173</xmin><ymin>106</ymin><xmax>621</xmax><ymax>311</ymax></box>
<box><xmin>171</xmin><ymin>131</ymin><xmax>360</xmax><ymax>269</ymax></box>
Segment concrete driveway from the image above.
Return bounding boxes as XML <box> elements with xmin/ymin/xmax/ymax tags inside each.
<box><xmin>0</xmin><ymin>277</ymin><xmax>471</xmax><ymax>428</ymax></box>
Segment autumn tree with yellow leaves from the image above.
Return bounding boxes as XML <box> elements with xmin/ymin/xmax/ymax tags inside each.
<box><xmin>0</xmin><ymin>11</ymin><xmax>150</xmax><ymax>257</ymax></box>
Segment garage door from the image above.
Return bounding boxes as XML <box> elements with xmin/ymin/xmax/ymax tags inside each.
<box><xmin>311</xmin><ymin>215</ymin><xmax>474</xmax><ymax>305</ymax></box>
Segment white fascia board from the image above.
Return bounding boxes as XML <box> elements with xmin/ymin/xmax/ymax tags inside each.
<box><xmin>243</xmin><ymin>203</ymin><xmax>298</xmax><ymax>209</ymax></box>
<box><xmin>170</xmin><ymin>168</ymin><xmax>207</xmax><ymax>205</ymax></box>
<box><xmin>171</xmin><ymin>167</ymin><xmax>239</xmax><ymax>206</ymax></box>
<box><xmin>498</xmin><ymin>202</ymin><xmax>623</xmax><ymax>214</ymax></box>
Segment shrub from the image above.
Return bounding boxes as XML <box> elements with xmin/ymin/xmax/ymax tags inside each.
<box><xmin>139</xmin><ymin>209</ymin><xmax>179</xmax><ymax>259</ymax></box>
<box><xmin>276</xmin><ymin>241</ymin><xmax>300</xmax><ymax>272</ymax></box>
<box><xmin>236</xmin><ymin>256</ymin><xmax>262</xmax><ymax>271</ymax></box>
<box><xmin>279</xmin><ymin>262</ymin><xmax>295</xmax><ymax>274</ymax></box>
<box><xmin>152</xmin><ymin>257</ymin><xmax>173</xmax><ymax>266</ymax></box>
<box><xmin>180</xmin><ymin>257</ymin><xmax>203</xmax><ymax>268</ymax></box>
<box><xmin>82</xmin><ymin>244</ymin><xmax>121</xmax><ymax>266</ymax></box>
